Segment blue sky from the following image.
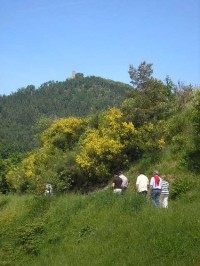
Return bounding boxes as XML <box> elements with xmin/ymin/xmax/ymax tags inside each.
<box><xmin>0</xmin><ymin>0</ymin><xmax>200</xmax><ymax>95</ymax></box>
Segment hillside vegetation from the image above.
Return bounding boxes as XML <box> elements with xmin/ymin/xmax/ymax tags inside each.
<box><xmin>0</xmin><ymin>62</ymin><xmax>200</xmax><ymax>265</ymax></box>
<box><xmin>0</xmin><ymin>173</ymin><xmax>200</xmax><ymax>266</ymax></box>
<box><xmin>0</xmin><ymin>74</ymin><xmax>132</xmax><ymax>153</ymax></box>
<box><xmin>2</xmin><ymin>62</ymin><xmax>199</xmax><ymax>195</ymax></box>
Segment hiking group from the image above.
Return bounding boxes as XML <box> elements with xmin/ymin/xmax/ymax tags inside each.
<box><xmin>112</xmin><ymin>170</ymin><xmax>169</xmax><ymax>208</ymax></box>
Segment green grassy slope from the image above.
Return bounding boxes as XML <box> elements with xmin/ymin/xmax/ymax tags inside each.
<box><xmin>1</xmin><ymin>180</ymin><xmax>200</xmax><ymax>266</ymax></box>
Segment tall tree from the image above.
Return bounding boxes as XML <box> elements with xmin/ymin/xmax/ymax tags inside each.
<box><xmin>128</xmin><ymin>61</ymin><xmax>153</xmax><ymax>88</ymax></box>
<box><xmin>122</xmin><ymin>78</ymin><xmax>173</xmax><ymax>126</ymax></box>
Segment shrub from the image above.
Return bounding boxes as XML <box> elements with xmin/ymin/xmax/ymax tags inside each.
<box><xmin>15</xmin><ymin>222</ymin><xmax>45</xmax><ymax>255</ymax></box>
<box><xmin>40</xmin><ymin>117</ymin><xmax>87</xmax><ymax>150</ymax></box>
<box><xmin>6</xmin><ymin>148</ymin><xmax>75</xmax><ymax>194</ymax></box>
<box><xmin>76</xmin><ymin>108</ymin><xmax>137</xmax><ymax>183</ymax></box>
<box><xmin>170</xmin><ymin>176</ymin><xmax>194</xmax><ymax>199</ymax></box>
<box><xmin>186</xmin><ymin>89</ymin><xmax>200</xmax><ymax>172</ymax></box>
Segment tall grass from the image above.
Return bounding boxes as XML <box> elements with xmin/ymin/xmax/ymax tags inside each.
<box><xmin>1</xmin><ymin>188</ymin><xmax>199</xmax><ymax>266</ymax></box>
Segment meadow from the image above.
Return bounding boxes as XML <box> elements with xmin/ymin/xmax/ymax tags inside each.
<box><xmin>0</xmin><ymin>181</ymin><xmax>200</xmax><ymax>266</ymax></box>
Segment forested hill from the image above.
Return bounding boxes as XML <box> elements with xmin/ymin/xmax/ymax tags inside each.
<box><xmin>0</xmin><ymin>74</ymin><xmax>132</xmax><ymax>154</ymax></box>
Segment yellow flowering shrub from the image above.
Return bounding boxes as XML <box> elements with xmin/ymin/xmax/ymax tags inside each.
<box><xmin>76</xmin><ymin>108</ymin><xmax>138</xmax><ymax>182</ymax></box>
<box><xmin>6</xmin><ymin>105</ymin><xmax>170</xmax><ymax>192</ymax></box>
<box><xmin>6</xmin><ymin>153</ymin><xmax>37</xmax><ymax>192</ymax></box>
<box><xmin>158</xmin><ymin>138</ymin><xmax>166</xmax><ymax>149</ymax></box>
<box><xmin>6</xmin><ymin>117</ymin><xmax>88</xmax><ymax>193</ymax></box>
<box><xmin>6</xmin><ymin>147</ymin><xmax>73</xmax><ymax>193</ymax></box>
<box><xmin>137</xmin><ymin>121</ymin><xmax>167</xmax><ymax>152</ymax></box>
<box><xmin>102</xmin><ymin>107</ymin><xmax>122</xmax><ymax>131</ymax></box>
<box><xmin>78</xmin><ymin>130</ymin><xmax>124</xmax><ymax>157</ymax></box>
<box><xmin>41</xmin><ymin>117</ymin><xmax>87</xmax><ymax>150</ymax></box>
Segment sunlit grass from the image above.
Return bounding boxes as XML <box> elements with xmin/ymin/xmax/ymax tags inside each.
<box><xmin>1</xmin><ymin>185</ymin><xmax>200</xmax><ymax>266</ymax></box>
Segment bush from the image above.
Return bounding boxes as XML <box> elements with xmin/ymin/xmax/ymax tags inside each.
<box><xmin>170</xmin><ymin>176</ymin><xmax>194</xmax><ymax>199</ymax></box>
<box><xmin>15</xmin><ymin>222</ymin><xmax>45</xmax><ymax>255</ymax></box>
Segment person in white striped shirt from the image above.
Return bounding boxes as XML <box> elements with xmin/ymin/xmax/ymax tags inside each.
<box><xmin>160</xmin><ymin>176</ymin><xmax>170</xmax><ymax>208</ymax></box>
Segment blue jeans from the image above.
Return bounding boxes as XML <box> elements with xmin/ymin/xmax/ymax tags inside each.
<box><xmin>151</xmin><ymin>189</ymin><xmax>161</xmax><ymax>208</ymax></box>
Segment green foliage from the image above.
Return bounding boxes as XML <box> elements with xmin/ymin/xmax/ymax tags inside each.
<box><xmin>15</xmin><ymin>222</ymin><xmax>44</xmax><ymax>255</ymax></box>
<box><xmin>186</xmin><ymin>89</ymin><xmax>200</xmax><ymax>172</ymax></box>
<box><xmin>0</xmin><ymin>77</ymin><xmax>132</xmax><ymax>154</ymax></box>
<box><xmin>122</xmin><ymin>78</ymin><xmax>173</xmax><ymax>126</ymax></box>
<box><xmin>1</xmin><ymin>71</ymin><xmax>200</xmax><ymax>265</ymax></box>
<box><xmin>6</xmin><ymin>148</ymin><xmax>75</xmax><ymax>193</ymax></box>
<box><xmin>6</xmin><ymin>116</ymin><xmax>89</xmax><ymax>193</ymax></box>
<box><xmin>0</xmin><ymin>153</ymin><xmax>24</xmax><ymax>194</ymax></box>
<box><xmin>32</xmin><ymin>116</ymin><xmax>55</xmax><ymax>146</ymax></box>
<box><xmin>5</xmin><ymin>106</ymin><xmax>169</xmax><ymax>193</ymax></box>
<box><xmin>193</xmin><ymin>90</ymin><xmax>200</xmax><ymax>134</ymax></box>
<box><xmin>164</xmin><ymin>100</ymin><xmax>197</xmax><ymax>173</ymax></box>
<box><xmin>128</xmin><ymin>61</ymin><xmax>153</xmax><ymax>88</ymax></box>
<box><xmin>136</xmin><ymin>121</ymin><xmax>167</xmax><ymax>155</ymax></box>
<box><xmin>1</xmin><ymin>71</ymin><xmax>199</xmax><ymax>196</ymax></box>
<box><xmin>0</xmin><ymin>197</ymin><xmax>8</xmax><ymax>209</ymax></box>
<box><xmin>173</xmin><ymin>82</ymin><xmax>194</xmax><ymax>112</ymax></box>
<box><xmin>170</xmin><ymin>176</ymin><xmax>194</xmax><ymax>199</ymax></box>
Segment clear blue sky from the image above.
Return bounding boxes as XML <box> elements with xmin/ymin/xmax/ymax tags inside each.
<box><xmin>0</xmin><ymin>0</ymin><xmax>200</xmax><ymax>95</ymax></box>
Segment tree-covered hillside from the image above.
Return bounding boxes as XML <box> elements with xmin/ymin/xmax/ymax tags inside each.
<box><xmin>0</xmin><ymin>74</ymin><xmax>132</xmax><ymax>154</ymax></box>
<box><xmin>1</xmin><ymin>62</ymin><xmax>198</xmax><ymax>195</ymax></box>
<box><xmin>0</xmin><ymin>62</ymin><xmax>200</xmax><ymax>266</ymax></box>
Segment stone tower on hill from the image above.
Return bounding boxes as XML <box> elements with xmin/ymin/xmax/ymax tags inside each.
<box><xmin>71</xmin><ymin>71</ymin><xmax>76</xmax><ymax>79</ymax></box>
<box><xmin>67</xmin><ymin>71</ymin><xmax>76</xmax><ymax>80</ymax></box>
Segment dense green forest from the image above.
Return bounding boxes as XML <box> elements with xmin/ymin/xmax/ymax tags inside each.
<box><xmin>0</xmin><ymin>74</ymin><xmax>132</xmax><ymax>154</ymax></box>
<box><xmin>0</xmin><ymin>62</ymin><xmax>200</xmax><ymax>265</ymax></box>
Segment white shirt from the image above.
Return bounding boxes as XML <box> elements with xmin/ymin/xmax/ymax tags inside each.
<box><xmin>136</xmin><ymin>174</ymin><xmax>149</xmax><ymax>192</ymax></box>
<box><xmin>119</xmin><ymin>174</ymin><xmax>128</xmax><ymax>188</ymax></box>
<box><xmin>150</xmin><ymin>176</ymin><xmax>162</xmax><ymax>189</ymax></box>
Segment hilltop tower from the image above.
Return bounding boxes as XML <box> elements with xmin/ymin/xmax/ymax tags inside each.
<box><xmin>72</xmin><ymin>71</ymin><xmax>76</xmax><ymax>79</ymax></box>
<box><xmin>67</xmin><ymin>71</ymin><xmax>76</xmax><ymax>80</ymax></box>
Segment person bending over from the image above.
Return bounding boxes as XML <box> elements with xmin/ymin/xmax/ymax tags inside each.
<box><xmin>112</xmin><ymin>174</ymin><xmax>123</xmax><ymax>193</ymax></box>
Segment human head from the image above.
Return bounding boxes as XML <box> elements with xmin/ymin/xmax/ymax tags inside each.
<box><xmin>153</xmin><ymin>170</ymin><xmax>159</xmax><ymax>175</ymax></box>
<box><xmin>139</xmin><ymin>169</ymin><xmax>144</xmax><ymax>174</ymax></box>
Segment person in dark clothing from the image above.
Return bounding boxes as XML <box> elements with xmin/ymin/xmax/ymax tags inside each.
<box><xmin>112</xmin><ymin>174</ymin><xmax>123</xmax><ymax>193</ymax></box>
